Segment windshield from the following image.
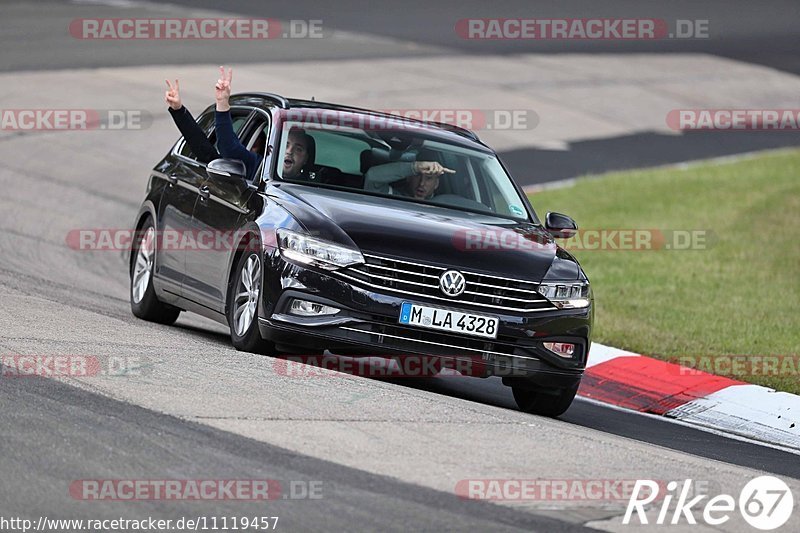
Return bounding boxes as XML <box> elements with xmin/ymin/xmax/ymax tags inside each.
<box><xmin>275</xmin><ymin>116</ymin><xmax>532</xmax><ymax>222</ymax></box>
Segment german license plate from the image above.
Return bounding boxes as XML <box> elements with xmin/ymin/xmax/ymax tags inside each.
<box><xmin>398</xmin><ymin>302</ymin><xmax>498</xmax><ymax>339</ymax></box>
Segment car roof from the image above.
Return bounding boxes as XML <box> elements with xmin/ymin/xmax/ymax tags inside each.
<box><xmin>228</xmin><ymin>92</ymin><xmax>485</xmax><ymax>146</ymax></box>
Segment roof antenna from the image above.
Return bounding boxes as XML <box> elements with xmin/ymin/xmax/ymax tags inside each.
<box><xmin>311</xmin><ymin>96</ymin><xmax>315</xmax><ymax>101</ymax></box>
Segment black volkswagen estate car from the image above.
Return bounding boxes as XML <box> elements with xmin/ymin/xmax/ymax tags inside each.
<box><xmin>130</xmin><ymin>93</ymin><xmax>593</xmax><ymax>416</ymax></box>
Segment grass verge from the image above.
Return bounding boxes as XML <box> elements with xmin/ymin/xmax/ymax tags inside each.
<box><xmin>528</xmin><ymin>149</ymin><xmax>800</xmax><ymax>394</ymax></box>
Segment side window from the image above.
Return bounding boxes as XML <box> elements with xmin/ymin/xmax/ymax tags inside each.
<box><xmin>241</xmin><ymin>116</ymin><xmax>270</xmax><ymax>156</ymax></box>
<box><xmin>474</xmin><ymin>157</ymin><xmax>520</xmax><ymax>217</ymax></box>
<box><xmin>239</xmin><ymin>113</ymin><xmax>271</xmax><ymax>182</ymax></box>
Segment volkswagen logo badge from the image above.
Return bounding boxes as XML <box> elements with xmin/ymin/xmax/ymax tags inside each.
<box><xmin>439</xmin><ymin>270</ymin><xmax>465</xmax><ymax>297</ymax></box>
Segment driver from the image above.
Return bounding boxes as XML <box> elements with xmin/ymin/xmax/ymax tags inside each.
<box><xmin>364</xmin><ymin>153</ymin><xmax>455</xmax><ymax>200</ymax></box>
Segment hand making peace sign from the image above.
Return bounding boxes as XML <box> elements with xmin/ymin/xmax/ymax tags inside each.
<box><xmin>165</xmin><ymin>79</ymin><xmax>181</xmax><ymax>111</ymax></box>
<box><xmin>215</xmin><ymin>66</ymin><xmax>233</xmax><ymax>112</ymax></box>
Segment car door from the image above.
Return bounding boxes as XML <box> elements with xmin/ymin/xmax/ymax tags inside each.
<box><xmin>155</xmin><ymin>111</ymin><xmax>216</xmax><ymax>302</ymax></box>
<box><xmin>183</xmin><ymin>108</ymin><xmax>271</xmax><ymax>313</ymax></box>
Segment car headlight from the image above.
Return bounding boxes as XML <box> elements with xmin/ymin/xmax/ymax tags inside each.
<box><xmin>537</xmin><ymin>281</ymin><xmax>591</xmax><ymax>309</ymax></box>
<box><xmin>276</xmin><ymin>228</ymin><xmax>364</xmax><ymax>270</ymax></box>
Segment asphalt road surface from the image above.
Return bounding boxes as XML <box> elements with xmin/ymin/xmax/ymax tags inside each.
<box><xmin>0</xmin><ymin>370</ymin><xmax>588</xmax><ymax>532</ymax></box>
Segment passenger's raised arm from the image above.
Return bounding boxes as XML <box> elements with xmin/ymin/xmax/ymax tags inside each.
<box><xmin>213</xmin><ymin>66</ymin><xmax>260</xmax><ymax>180</ymax></box>
<box><xmin>165</xmin><ymin>78</ymin><xmax>219</xmax><ymax>163</ymax></box>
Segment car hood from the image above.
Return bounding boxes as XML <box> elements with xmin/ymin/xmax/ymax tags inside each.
<box><xmin>271</xmin><ymin>184</ymin><xmax>580</xmax><ymax>281</ymax></box>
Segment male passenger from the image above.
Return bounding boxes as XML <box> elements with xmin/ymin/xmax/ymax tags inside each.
<box><xmin>214</xmin><ymin>67</ymin><xmax>315</xmax><ymax>181</ymax></box>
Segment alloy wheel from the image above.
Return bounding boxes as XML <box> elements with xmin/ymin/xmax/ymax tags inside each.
<box><xmin>234</xmin><ymin>254</ymin><xmax>261</xmax><ymax>336</ymax></box>
<box><xmin>132</xmin><ymin>227</ymin><xmax>155</xmax><ymax>304</ymax></box>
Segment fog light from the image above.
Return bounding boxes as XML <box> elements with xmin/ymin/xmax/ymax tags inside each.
<box><xmin>544</xmin><ymin>342</ymin><xmax>576</xmax><ymax>358</ymax></box>
<box><xmin>289</xmin><ymin>299</ymin><xmax>340</xmax><ymax>317</ymax></box>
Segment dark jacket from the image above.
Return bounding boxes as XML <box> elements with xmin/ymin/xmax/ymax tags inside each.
<box><xmin>216</xmin><ymin>110</ymin><xmax>261</xmax><ymax>180</ymax></box>
<box><xmin>168</xmin><ymin>106</ymin><xmax>219</xmax><ymax>164</ymax></box>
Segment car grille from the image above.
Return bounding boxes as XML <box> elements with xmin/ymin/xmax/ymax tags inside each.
<box><xmin>337</xmin><ymin>253</ymin><xmax>556</xmax><ymax>313</ymax></box>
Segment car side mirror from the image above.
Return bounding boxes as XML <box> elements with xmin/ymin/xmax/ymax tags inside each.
<box><xmin>545</xmin><ymin>212</ymin><xmax>578</xmax><ymax>238</ymax></box>
<box><xmin>207</xmin><ymin>158</ymin><xmax>247</xmax><ymax>181</ymax></box>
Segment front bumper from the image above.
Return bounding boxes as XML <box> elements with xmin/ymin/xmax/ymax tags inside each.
<box><xmin>257</xmin><ymin>253</ymin><xmax>592</xmax><ymax>387</ymax></box>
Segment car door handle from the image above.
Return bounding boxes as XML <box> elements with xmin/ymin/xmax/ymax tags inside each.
<box><xmin>198</xmin><ymin>185</ymin><xmax>210</xmax><ymax>199</ymax></box>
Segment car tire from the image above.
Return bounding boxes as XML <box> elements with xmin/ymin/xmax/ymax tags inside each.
<box><xmin>512</xmin><ymin>384</ymin><xmax>578</xmax><ymax>417</ymax></box>
<box><xmin>130</xmin><ymin>218</ymin><xmax>181</xmax><ymax>325</ymax></box>
<box><xmin>228</xmin><ymin>250</ymin><xmax>276</xmax><ymax>355</ymax></box>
